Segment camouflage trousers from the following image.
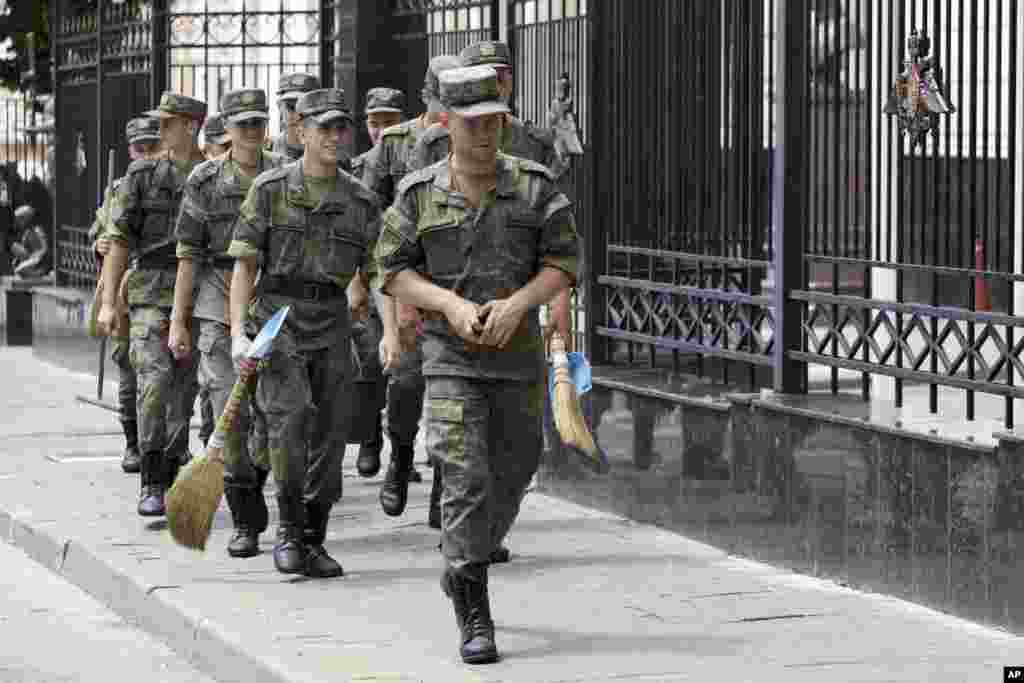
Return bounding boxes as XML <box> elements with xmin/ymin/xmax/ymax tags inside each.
<box><xmin>128</xmin><ymin>305</ymin><xmax>199</xmax><ymax>464</ymax></box>
<box><xmin>425</xmin><ymin>376</ymin><xmax>544</xmax><ymax>574</ymax></box>
<box><xmin>111</xmin><ymin>335</ymin><xmax>137</xmax><ymax>429</ymax></box>
<box><xmin>251</xmin><ymin>343</ymin><xmax>352</xmax><ymax>505</ymax></box>
<box><xmin>197</xmin><ymin>320</ymin><xmax>267</xmax><ymax>489</ymax></box>
<box><xmin>386</xmin><ymin>337</ymin><xmax>425</xmax><ymax>448</ymax></box>
<box><xmin>349</xmin><ymin>311</ymin><xmax>387</xmax><ymax>446</ymax></box>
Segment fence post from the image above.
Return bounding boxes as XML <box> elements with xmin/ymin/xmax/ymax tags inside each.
<box><xmin>771</xmin><ymin>0</ymin><xmax>809</xmax><ymax>394</ymax></box>
<box><xmin>584</xmin><ymin>0</ymin><xmax>608</xmax><ymax>365</ymax></box>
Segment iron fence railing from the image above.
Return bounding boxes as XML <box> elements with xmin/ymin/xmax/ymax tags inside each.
<box><xmin>57</xmin><ymin>224</ymin><xmax>99</xmax><ymax>293</ymax></box>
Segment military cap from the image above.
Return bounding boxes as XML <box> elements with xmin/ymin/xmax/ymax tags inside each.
<box><xmin>277</xmin><ymin>73</ymin><xmax>321</xmax><ymax>101</ymax></box>
<box><xmin>440</xmin><ymin>65</ymin><xmax>511</xmax><ymax>118</ymax></box>
<box><xmin>126</xmin><ymin>116</ymin><xmax>161</xmax><ymax>144</ymax></box>
<box><xmin>296</xmin><ymin>88</ymin><xmax>353</xmax><ymax>126</ymax></box>
<box><xmin>422</xmin><ymin>54</ymin><xmax>463</xmax><ymax>112</ymax></box>
<box><xmin>220</xmin><ymin>88</ymin><xmax>270</xmax><ymax>125</ymax></box>
<box><xmin>202</xmin><ymin>114</ymin><xmax>229</xmax><ymax>145</ymax></box>
<box><xmin>364</xmin><ymin>87</ymin><xmax>405</xmax><ymax>115</ymax></box>
<box><xmin>460</xmin><ymin>40</ymin><xmax>512</xmax><ymax>68</ymax></box>
<box><xmin>145</xmin><ymin>91</ymin><xmax>207</xmax><ymax>121</ymax></box>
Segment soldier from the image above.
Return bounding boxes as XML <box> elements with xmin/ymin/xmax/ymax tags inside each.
<box><xmin>226</xmin><ymin>87</ymin><xmax>386</xmax><ymax>578</ymax></box>
<box><xmin>360</xmin><ymin>55</ymin><xmax>462</xmax><ymax>508</ymax></box>
<box><xmin>90</xmin><ymin>116</ymin><xmax>162</xmax><ymax>474</ymax></box>
<box><xmin>348</xmin><ymin>87</ymin><xmax>406</xmax><ymax>478</ymax></box>
<box><xmin>96</xmin><ymin>92</ymin><xmax>208</xmax><ymax>517</ymax></box>
<box><xmin>374</xmin><ymin>65</ymin><xmax>579</xmax><ymax>665</ymax></box>
<box><xmin>171</xmin><ymin>88</ymin><xmax>286</xmax><ymax>558</ymax></box>
<box><xmin>202</xmin><ymin>113</ymin><xmax>231</xmax><ymax>158</ymax></box>
<box><xmin>269</xmin><ymin>73</ymin><xmax>321</xmax><ymax>162</ymax></box>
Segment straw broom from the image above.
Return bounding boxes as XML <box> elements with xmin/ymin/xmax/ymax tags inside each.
<box><xmin>166</xmin><ymin>360</ymin><xmax>259</xmax><ymax>550</ymax></box>
<box><xmin>549</xmin><ymin>332</ymin><xmax>609</xmax><ymax>474</ymax></box>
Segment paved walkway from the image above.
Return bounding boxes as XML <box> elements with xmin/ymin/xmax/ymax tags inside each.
<box><xmin>0</xmin><ymin>347</ymin><xmax>1021</xmax><ymax>682</ymax></box>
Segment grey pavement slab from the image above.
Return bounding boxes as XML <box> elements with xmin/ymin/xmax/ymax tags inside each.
<box><xmin>0</xmin><ymin>347</ymin><xmax>1021</xmax><ymax>682</ymax></box>
<box><xmin>0</xmin><ymin>539</ymin><xmax>215</xmax><ymax>683</ymax></box>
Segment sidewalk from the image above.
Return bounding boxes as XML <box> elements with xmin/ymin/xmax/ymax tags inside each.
<box><xmin>1</xmin><ymin>347</ymin><xmax>1021</xmax><ymax>683</ymax></box>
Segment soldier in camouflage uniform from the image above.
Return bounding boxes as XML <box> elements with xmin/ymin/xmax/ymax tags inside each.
<box><xmin>361</xmin><ymin>55</ymin><xmax>462</xmax><ymax>512</ymax></box>
<box><xmin>348</xmin><ymin>87</ymin><xmax>406</xmax><ymax>478</ymax></box>
<box><xmin>227</xmin><ymin>88</ymin><xmax>385</xmax><ymax>578</ymax></box>
<box><xmin>411</xmin><ymin>41</ymin><xmax>578</xmax><ymax>558</ymax></box>
<box><xmin>97</xmin><ymin>92</ymin><xmax>207</xmax><ymax>517</ymax></box>
<box><xmin>90</xmin><ymin>116</ymin><xmax>162</xmax><ymax>474</ymax></box>
<box><xmin>374</xmin><ymin>65</ymin><xmax>580</xmax><ymax>665</ymax></box>
<box><xmin>171</xmin><ymin>88</ymin><xmax>287</xmax><ymax>558</ymax></box>
<box><xmin>269</xmin><ymin>73</ymin><xmax>320</xmax><ymax>162</ymax></box>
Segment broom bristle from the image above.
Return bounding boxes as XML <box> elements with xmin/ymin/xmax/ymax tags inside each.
<box><xmin>553</xmin><ymin>374</ymin><xmax>610</xmax><ymax>475</ymax></box>
<box><xmin>166</xmin><ymin>450</ymin><xmax>225</xmax><ymax>551</ymax></box>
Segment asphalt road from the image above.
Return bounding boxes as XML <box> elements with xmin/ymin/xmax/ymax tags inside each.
<box><xmin>0</xmin><ymin>539</ymin><xmax>216</xmax><ymax>683</ymax></box>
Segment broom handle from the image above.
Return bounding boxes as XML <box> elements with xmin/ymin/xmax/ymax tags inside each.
<box><xmin>206</xmin><ymin>361</ymin><xmax>259</xmax><ymax>460</ymax></box>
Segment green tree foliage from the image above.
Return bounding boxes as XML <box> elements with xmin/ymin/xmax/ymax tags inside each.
<box><xmin>0</xmin><ymin>0</ymin><xmax>51</xmax><ymax>93</ymax></box>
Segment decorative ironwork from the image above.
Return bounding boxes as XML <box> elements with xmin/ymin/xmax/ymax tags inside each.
<box><xmin>57</xmin><ymin>225</ymin><xmax>99</xmax><ymax>292</ymax></box>
<box><xmin>168</xmin><ymin>12</ymin><xmax>320</xmax><ymax>48</ymax></box>
<box><xmin>883</xmin><ymin>29</ymin><xmax>955</xmax><ymax>150</ymax></box>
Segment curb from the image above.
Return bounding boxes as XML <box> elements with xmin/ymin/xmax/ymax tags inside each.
<box><xmin>0</xmin><ymin>505</ymin><xmax>293</xmax><ymax>683</ymax></box>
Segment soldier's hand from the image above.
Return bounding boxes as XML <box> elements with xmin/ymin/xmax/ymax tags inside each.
<box><xmin>167</xmin><ymin>320</ymin><xmax>191</xmax><ymax>361</ymax></box>
<box><xmin>96</xmin><ymin>302</ymin><xmax>118</xmax><ymax>337</ymax></box>
<box><xmin>396</xmin><ymin>302</ymin><xmax>422</xmax><ymax>330</ymax></box>
<box><xmin>479</xmin><ymin>298</ymin><xmax>527</xmax><ymax>349</ymax></box>
<box><xmin>95</xmin><ymin>237</ymin><xmax>112</xmax><ymax>256</ymax></box>
<box><xmin>379</xmin><ymin>332</ymin><xmax>402</xmax><ymax>372</ymax></box>
<box><xmin>231</xmin><ymin>335</ymin><xmax>256</xmax><ymax>374</ymax></box>
<box><xmin>444</xmin><ymin>297</ymin><xmax>484</xmax><ymax>343</ymax></box>
<box><xmin>347</xmin><ymin>277</ymin><xmax>369</xmax><ymax>321</ymax></box>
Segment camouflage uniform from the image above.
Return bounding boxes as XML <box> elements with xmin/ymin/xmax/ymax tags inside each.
<box><xmin>89</xmin><ymin>117</ymin><xmax>162</xmax><ymax>470</ymax></box>
<box><xmin>375</xmin><ymin>67</ymin><xmax>579</xmax><ymax>664</ymax></box>
<box><xmin>176</xmin><ymin>88</ymin><xmax>286</xmax><ymax>555</ymax></box>
<box><xmin>227</xmin><ymin>88</ymin><xmax>381</xmax><ymax>576</ymax></box>
<box><xmin>268</xmin><ymin>73</ymin><xmax>320</xmax><ymax>162</ymax></box>
<box><xmin>361</xmin><ymin>57</ymin><xmax>460</xmax><ymax>507</ymax></box>
<box><xmin>108</xmin><ymin>92</ymin><xmax>207</xmax><ymax>515</ymax></box>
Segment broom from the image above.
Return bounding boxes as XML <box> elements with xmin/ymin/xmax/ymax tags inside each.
<box><xmin>549</xmin><ymin>332</ymin><xmax>609</xmax><ymax>474</ymax></box>
<box><xmin>166</xmin><ymin>305</ymin><xmax>291</xmax><ymax>550</ymax></box>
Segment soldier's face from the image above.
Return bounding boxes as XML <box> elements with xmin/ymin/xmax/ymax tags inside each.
<box><xmin>159</xmin><ymin>116</ymin><xmax>195</xmax><ymax>149</ymax></box>
<box><xmin>204</xmin><ymin>142</ymin><xmax>231</xmax><ymax>159</ymax></box>
<box><xmin>449</xmin><ymin>112</ymin><xmax>502</xmax><ymax>163</ymax></box>
<box><xmin>228</xmin><ymin>119</ymin><xmax>268</xmax><ymax>152</ymax></box>
<box><xmin>366</xmin><ymin>112</ymin><xmax>402</xmax><ymax>146</ymax></box>
<box><xmin>302</xmin><ymin>119</ymin><xmax>352</xmax><ymax>164</ymax></box>
<box><xmin>129</xmin><ymin>141</ymin><xmax>159</xmax><ymax>161</ymax></box>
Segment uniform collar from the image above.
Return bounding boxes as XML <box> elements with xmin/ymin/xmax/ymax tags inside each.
<box><xmin>286</xmin><ymin>161</ymin><xmax>348</xmax><ymax>212</ymax></box>
<box><xmin>431</xmin><ymin>153</ymin><xmax>518</xmax><ymax>207</ymax></box>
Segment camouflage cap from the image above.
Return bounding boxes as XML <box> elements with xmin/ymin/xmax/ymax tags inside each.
<box><xmin>440</xmin><ymin>65</ymin><xmax>511</xmax><ymax>118</ymax></box>
<box><xmin>422</xmin><ymin>55</ymin><xmax>463</xmax><ymax>112</ymax></box>
<box><xmin>220</xmin><ymin>88</ymin><xmax>270</xmax><ymax>125</ymax></box>
<box><xmin>296</xmin><ymin>88</ymin><xmax>354</xmax><ymax>126</ymax></box>
<box><xmin>202</xmin><ymin>114</ymin><xmax>229</xmax><ymax>145</ymax></box>
<box><xmin>145</xmin><ymin>91</ymin><xmax>207</xmax><ymax>121</ymax></box>
<box><xmin>126</xmin><ymin>116</ymin><xmax>161</xmax><ymax>144</ymax></box>
<box><xmin>277</xmin><ymin>73</ymin><xmax>321</xmax><ymax>101</ymax></box>
<box><xmin>364</xmin><ymin>87</ymin><xmax>405</xmax><ymax>114</ymax></box>
<box><xmin>460</xmin><ymin>40</ymin><xmax>512</xmax><ymax>68</ymax></box>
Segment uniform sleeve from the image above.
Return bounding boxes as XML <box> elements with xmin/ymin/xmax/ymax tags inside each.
<box><xmin>372</xmin><ymin>188</ymin><xmax>424</xmax><ymax>295</ymax></box>
<box><xmin>106</xmin><ymin>170</ymin><xmax>145</xmax><ymax>249</ymax></box>
<box><xmin>360</xmin><ymin>202</ymin><xmax>383</xmax><ymax>282</ymax></box>
<box><xmin>226</xmin><ymin>181</ymin><xmax>268</xmax><ymax>264</ymax></box>
<box><xmin>174</xmin><ymin>173</ymin><xmax>210</xmax><ymax>260</ymax></box>
<box><xmin>360</xmin><ymin>141</ymin><xmax>391</xmax><ymax>201</ymax></box>
<box><xmin>87</xmin><ymin>189</ymin><xmax>110</xmax><ymax>243</ymax></box>
<box><xmin>537</xmin><ymin>189</ymin><xmax>580</xmax><ymax>286</ymax></box>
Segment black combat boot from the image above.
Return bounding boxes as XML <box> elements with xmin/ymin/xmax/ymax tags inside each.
<box><xmin>120</xmin><ymin>419</ymin><xmax>141</xmax><ymax>474</ymax></box>
<box><xmin>137</xmin><ymin>452</ymin><xmax>166</xmax><ymax>517</ymax></box>
<box><xmin>302</xmin><ymin>503</ymin><xmax>344</xmax><ymax>578</ymax></box>
<box><xmin>379</xmin><ymin>443</ymin><xmax>414</xmax><ymax>516</ymax></box>
<box><xmin>428</xmin><ymin>467</ymin><xmax>442</xmax><ymax>530</ymax></box>
<box><xmin>225</xmin><ymin>487</ymin><xmax>259</xmax><ymax>558</ymax></box>
<box><xmin>356</xmin><ymin>436</ymin><xmax>382</xmax><ymax>478</ymax></box>
<box><xmin>272</xmin><ymin>495</ymin><xmax>307</xmax><ymax>574</ymax></box>
<box><xmin>441</xmin><ymin>565</ymin><xmax>499</xmax><ymax>665</ymax></box>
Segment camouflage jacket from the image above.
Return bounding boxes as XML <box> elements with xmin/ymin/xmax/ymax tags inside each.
<box><xmin>374</xmin><ymin>153</ymin><xmax>579</xmax><ymax>381</ymax></box>
<box><xmin>361</xmin><ymin>117</ymin><xmax>429</xmax><ymax>206</ymax></box>
<box><xmin>408</xmin><ymin>115</ymin><xmax>564</xmax><ymax>177</ymax></box>
<box><xmin>175</xmin><ymin>150</ymin><xmax>287</xmax><ymax>325</ymax></box>
<box><xmin>88</xmin><ymin>176</ymin><xmax>124</xmax><ymax>247</ymax></box>
<box><xmin>108</xmin><ymin>153</ymin><xmax>205</xmax><ymax>307</ymax></box>
<box><xmin>227</xmin><ymin>161</ymin><xmax>382</xmax><ymax>352</ymax></box>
